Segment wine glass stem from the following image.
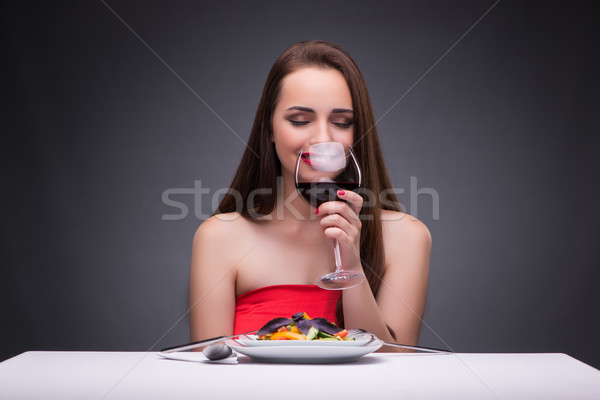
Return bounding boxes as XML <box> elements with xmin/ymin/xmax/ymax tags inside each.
<box><xmin>333</xmin><ymin>239</ymin><xmax>343</xmax><ymax>272</ymax></box>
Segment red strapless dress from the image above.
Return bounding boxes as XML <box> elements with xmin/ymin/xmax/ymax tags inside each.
<box><xmin>233</xmin><ymin>284</ymin><xmax>341</xmax><ymax>334</ymax></box>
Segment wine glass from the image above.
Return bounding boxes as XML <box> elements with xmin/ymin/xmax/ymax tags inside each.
<box><xmin>295</xmin><ymin>142</ymin><xmax>365</xmax><ymax>290</ymax></box>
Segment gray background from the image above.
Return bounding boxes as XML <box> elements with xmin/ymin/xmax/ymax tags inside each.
<box><xmin>2</xmin><ymin>1</ymin><xmax>599</xmax><ymax>368</ymax></box>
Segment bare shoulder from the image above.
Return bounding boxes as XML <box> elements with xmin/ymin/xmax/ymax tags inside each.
<box><xmin>380</xmin><ymin>210</ymin><xmax>432</xmax><ymax>253</ymax></box>
<box><xmin>192</xmin><ymin>213</ymin><xmax>256</xmax><ymax>263</ymax></box>
<box><xmin>194</xmin><ymin>213</ymin><xmax>251</xmax><ymax>241</ymax></box>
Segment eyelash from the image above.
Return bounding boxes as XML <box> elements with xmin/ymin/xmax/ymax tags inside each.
<box><xmin>334</xmin><ymin>122</ymin><xmax>353</xmax><ymax>129</ymax></box>
<box><xmin>289</xmin><ymin>120</ymin><xmax>309</xmax><ymax>126</ymax></box>
<box><xmin>288</xmin><ymin>120</ymin><xmax>353</xmax><ymax>129</ymax></box>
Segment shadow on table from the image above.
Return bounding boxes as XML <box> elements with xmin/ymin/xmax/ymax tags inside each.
<box><xmin>236</xmin><ymin>352</ymin><xmax>447</xmax><ymax>366</ymax></box>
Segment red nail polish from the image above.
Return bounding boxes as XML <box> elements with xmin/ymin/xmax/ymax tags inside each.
<box><xmin>338</xmin><ymin>190</ymin><xmax>346</xmax><ymax>196</ymax></box>
<box><xmin>314</xmin><ymin>208</ymin><xmax>319</xmax><ymax>215</ymax></box>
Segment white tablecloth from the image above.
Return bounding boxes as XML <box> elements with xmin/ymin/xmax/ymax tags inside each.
<box><xmin>1</xmin><ymin>351</ymin><xmax>599</xmax><ymax>399</ymax></box>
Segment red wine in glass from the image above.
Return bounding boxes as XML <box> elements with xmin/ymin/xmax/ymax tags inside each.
<box><xmin>294</xmin><ymin>142</ymin><xmax>365</xmax><ymax>290</ymax></box>
<box><xmin>296</xmin><ymin>182</ymin><xmax>360</xmax><ymax>208</ymax></box>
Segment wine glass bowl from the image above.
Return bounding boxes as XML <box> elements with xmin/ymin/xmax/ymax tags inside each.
<box><xmin>295</xmin><ymin>142</ymin><xmax>365</xmax><ymax>290</ymax></box>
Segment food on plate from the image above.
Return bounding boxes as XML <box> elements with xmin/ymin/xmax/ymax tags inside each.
<box><xmin>256</xmin><ymin>312</ymin><xmax>353</xmax><ymax>341</ymax></box>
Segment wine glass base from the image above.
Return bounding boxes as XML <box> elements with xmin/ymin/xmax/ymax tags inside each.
<box><xmin>317</xmin><ymin>271</ymin><xmax>366</xmax><ymax>290</ymax></box>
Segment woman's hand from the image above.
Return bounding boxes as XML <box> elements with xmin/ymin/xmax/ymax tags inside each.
<box><xmin>316</xmin><ymin>190</ymin><xmax>363</xmax><ymax>271</ymax></box>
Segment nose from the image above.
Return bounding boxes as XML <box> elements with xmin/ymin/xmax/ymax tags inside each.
<box><xmin>309</xmin><ymin>118</ymin><xmax>332</xmax><ymax>144</ymax></box>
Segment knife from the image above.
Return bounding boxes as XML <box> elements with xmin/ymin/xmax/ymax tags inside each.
<box><xmin>160</xmin><ymin>331</ymin><xmax>257</xmax><ymax>353</ymax></box>
<box><xmin>349</xmin><ymin>329</ymin><xmax>451</xmax><ymax>354</ymax></box>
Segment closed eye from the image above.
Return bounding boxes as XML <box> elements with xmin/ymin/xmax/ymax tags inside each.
<box><xmin>333</xmin><ymin>122</ymin><xmax>353</xmax><ymax>129</ymax></box>
<box><xmin>289</xmin><ymin>120</ymin><xmax>310</xmax><ymax>126</ymax></box>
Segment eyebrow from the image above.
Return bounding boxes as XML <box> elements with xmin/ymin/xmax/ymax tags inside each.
<box><xmin>286</xmin><ymin>106</ymin><xmax>354</xmax><ymax>114</ymax></box>
<box><xmin>332</xmin><ymin>108</ymin><xmax>354</xmax><ymax>114</ymax></box>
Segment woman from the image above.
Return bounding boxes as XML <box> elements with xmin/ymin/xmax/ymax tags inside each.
<box><xmin>189</xmin><ymin>40</ymin><xmax>431</xmax><ymax>346</ymax></box>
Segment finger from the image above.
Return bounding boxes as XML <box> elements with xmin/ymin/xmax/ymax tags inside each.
<box><xmin>322</xmin><ymin>227</ymin><xmax>361</xmax><ymax>263</ymax></box>
<box><xmin>322</xmin><ymin>226</ymin><xmax>363</xmax><ymax>270</ymax></box>
<box><xmin>323</xmin><ymin>226</ymin><xmax>351</xmax><ymax>244</ymax></box>
<box><xmin>320</xmin><ymin>212</ymin><xmax>353</xmax><ymax>232</ymax></box>
<box><xmin>336</xmin><ymin>189</ymin><xmax>363</xmax><ymax>215</ymax></box>
<box><xmin>317</xmin><ymin>203</ymin><xmax>360</xmax><ymax>226</ymax></box>
<box><xmin>317</xmin><ymin>199</ymin><xmax>361</xmax><ymax>223</ymax></box>
<box><xmin>320</xmin><ymin>213</ymin><xmax>359</xmax><ymax>243</ymax></box>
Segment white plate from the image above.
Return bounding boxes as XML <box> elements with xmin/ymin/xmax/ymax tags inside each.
<box><xmin>235</xmin><ymin>334</ymin><xmax>373</xmax><ymax>347</ymax></box>
<box><xmin>229</xmin><ymin>336</ymin><xmax>383</xmax><ymax>364</ymax></box>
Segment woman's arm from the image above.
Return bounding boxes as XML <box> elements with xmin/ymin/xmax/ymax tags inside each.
<box><xmin>345</xmin><ymin>213</ymin><xmax>430</xmax><ymax>345</ymax></box>
<box><xmin>188</xmin><ymin>216</ymin><xmax>238</xmax><ymax>342</ymax></box>
<box><xmin>377</xmin><ymin>213</ymin><xmax>431</xmax><ymax>343</ymax></box>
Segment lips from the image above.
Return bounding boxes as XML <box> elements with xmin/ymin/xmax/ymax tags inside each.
<box><xmin>300</xmin><ymin>152</ymin><xmax>312</xmax><ymax>165</ymax></box>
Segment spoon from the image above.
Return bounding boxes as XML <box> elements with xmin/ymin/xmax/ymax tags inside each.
<box><xmin>202</xmin><ymin>343</ymin><xmax>233</xmax><ymax>360</ymax></box>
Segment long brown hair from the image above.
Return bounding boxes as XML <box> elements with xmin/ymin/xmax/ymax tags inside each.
<box><xmin>216</xmin><ymin>40</ymin><xmax>400</xmax><ymax>327</ymax></box>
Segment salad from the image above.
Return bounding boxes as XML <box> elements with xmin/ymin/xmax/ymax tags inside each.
<box><xmin>257</xmin><ymin>312</ymin><xmax>353</xmax><ymax>341</ymax></box>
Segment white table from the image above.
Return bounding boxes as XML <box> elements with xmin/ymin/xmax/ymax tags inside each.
<box><xmin>1</xmin><ymin>351</ymin><xmax>599</xmax><ymax>399</ymax></box>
